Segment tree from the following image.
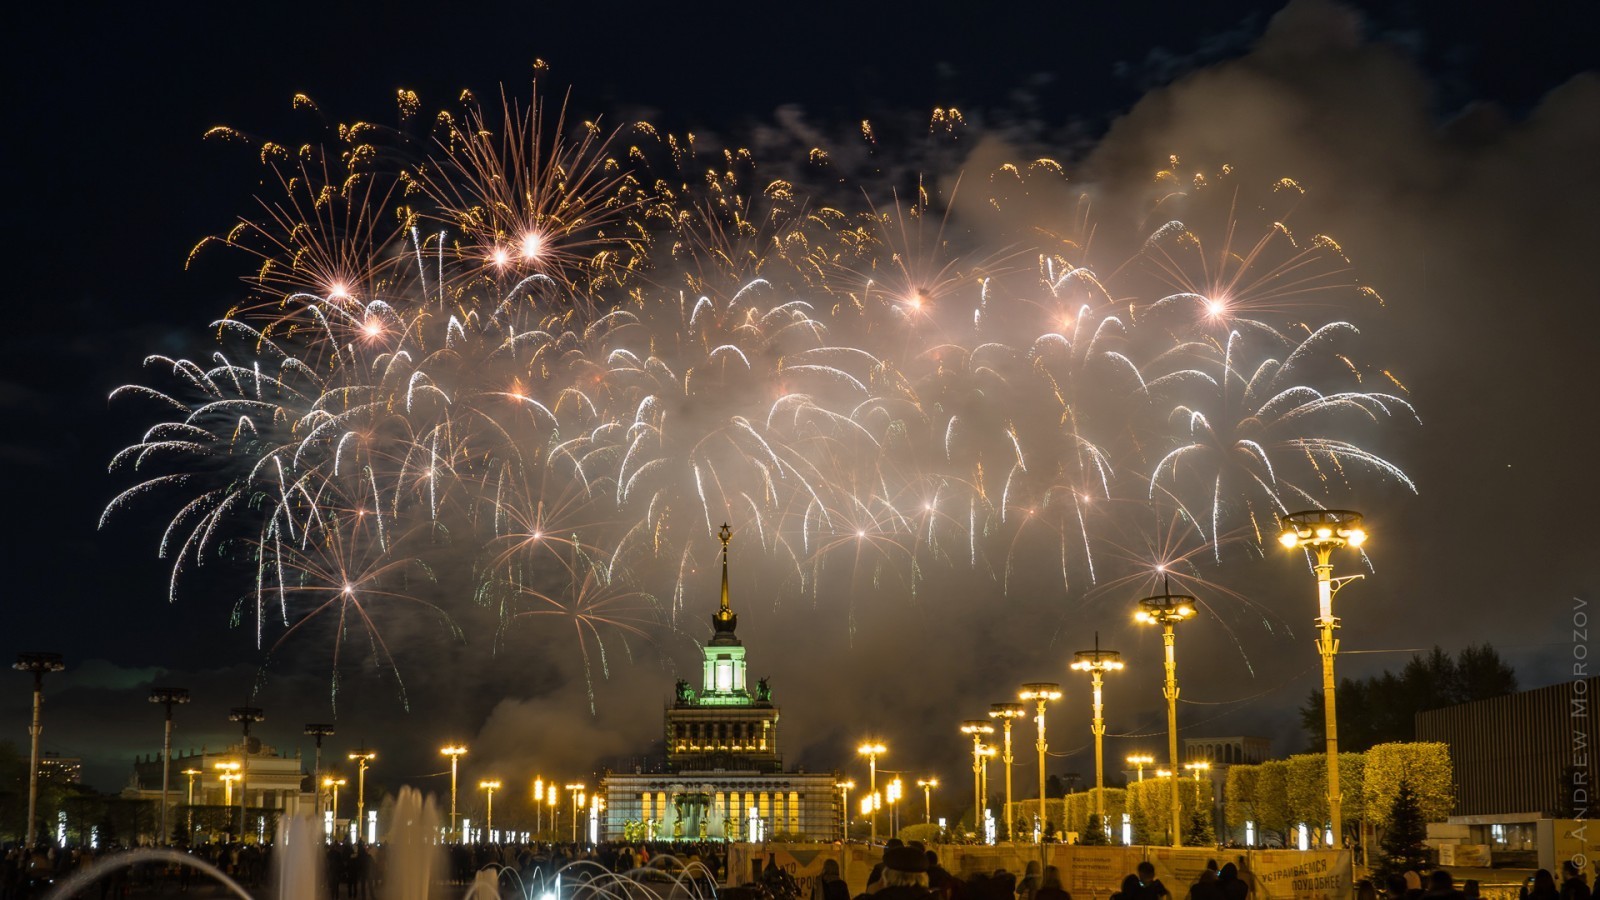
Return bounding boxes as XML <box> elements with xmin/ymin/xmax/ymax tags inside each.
<box><xmin>1376</xmin><ymin>780</ymin><xmax>1428</xmax><ymax>880</ymax></box>
<box><xmin>1225</xmin><ymin>764</ymin><xmax>1259</xmax><ymax>835</ymax></box>
<box><xmin>1184</xmin><ymin>803</ymin><xmax>1216</xmax><ymax>846</ymax></box>
<box><xmin>1255</xmin><ymin>760</ymin><xmax>1292</xmax><ymax>846</ymax></box>
<box><xmin>1301</xmin><ymin>644</ymin><xmax>1517</xmax><ymax>751</ymax></box>
<box><xmin>1363</xmin><ymin>742</ymin><xmax>1453</xmax><ymax>833</ymax></box>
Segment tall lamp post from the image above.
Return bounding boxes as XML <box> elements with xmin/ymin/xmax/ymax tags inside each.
<box><xmin>182</xmin><ymin>767</ymin><xmax>201</xmax><ymax>839</ymax></box>
<box><xmin>988</xmin><ymin>702</ymin><xmax>1025</xmax><ymax>841</ymax></box>
<box><xmin>1136</xmin><ymin>589</ymin><xmax>1195</xmax><ymax>847</ymax></box>
<box><xmin>1071</xmin><ymin>634</ymin><xmax>1124</xmax><ymax>842</ymax></box>
<box><xmin>442</xmin><ymin>745</ymin><xmax>468</xmax><ymax>842</ymax></box>
<box><xmin>304</xmin><ymin>725</ymin><xmax>335</xmax><ymax>818</ymax></box>
<box><xmin>1279</xmin><ymin>509</ymin><xmax>1367</xmax><ymax>847</ymax></box>
<box><xmin>349</xmin><ymin>749</ymin><xmax>376</xmax><ymax>841</ymax></box>
<box><xmin>856</xmin><ymin>742</ymin><xmax>886</xmax><ymax>844</ymax></box>
<box><xmin>959</xmin><ymin>720</ymin><xmax>994</xmax><ymax>836</ymax></box>
<box><xmin>1126</xmin><ymin>754</ymin><xmax>1154</xmax><ymax>782</ymax></box>
<box><xmin>228</xmin><ymin>706</ymin><xmax>264</xmax><ymax>839</ymax></box>
<box><xmin>148</xmin><ymin>687</ymin><xmax>190</xmax><ymax>845</ymax></box>
<box><xmin>836</xmin><ymin>780</ymin><xmax>854</xmax><ymax>841</ymax></box>
<box><xmin>14</xmin><ymin>652</ymin><xmax>64</xmax><ymax>847</ymax></box>
<box><xmin>215</xmin><ymin>760</ymin><xmax>241</xmax><ymax>809</ymax></box>
<box><xmin>1018</xmin><ymin>683</ymin><xmax>1061</xmax><ymax>843</ymax></box>
<box><xmin>886</xmin><ymin>778</ymin><xmax>903</xmax><ymax>838</ymax></box>
<box><xmin>324</xmin><ymin>776</ymin><xmax>346</xmax><ymax>824</ymax></box>
<box><xmin>480</xmin><ymin>780</ymin><xmax>501</xmax><ymax>839</ymax></box>
<box><xmin>565</xmin><ymin>783</ymin><xmax>586</xmax><ymax>844</ymax></box>
<box><xmin>916</xmin><ymin>778</ymin><xmax>938</xmax><ymax>824</ymax></box>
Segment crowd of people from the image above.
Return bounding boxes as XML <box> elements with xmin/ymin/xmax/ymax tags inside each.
<box><xmin>0</xmin><ymin>836</ymin><xmax>1590</xmax><ymax>900</ymax></box>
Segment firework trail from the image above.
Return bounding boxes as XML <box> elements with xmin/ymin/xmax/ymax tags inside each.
<box><xmin>104</xmin><ymin>84</ymin><xmax>1418</xmax><ymax>703</ymax></box>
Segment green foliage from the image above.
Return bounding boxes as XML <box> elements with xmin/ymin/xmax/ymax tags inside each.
<box><xmin>899</xmin><ymin>822</ymin><xmax>942</xmax><ymax>844</ymax></box>
<box><xmin>1301</xmin><ymin>644</ymin><xmax>1516</xmax><ymax>751</ymax></box>
<box><xmin>1375</xmin><ymin>781</ymin><xmax>1429</xmax><ymax>880</ymax></box>
<box><xmin>1184</xmin><ymin>803</ymin><xmax>1216</xmax><ymax>846</ymax></box>
<box><xmin>1125</xmin><ymin>778</ymin><xmax>1209</xmax><ymax>845</ymax></box>
<box><xmin>1224</xmin><ymin>764</ymin><xmax>1258</xmax><ymax>830</ymax></box>
<box><xmin>1362</xmin><ymin>742</ymin><xmax>1453</xmax><ymax>831</ymax></box>
<box><xmin>1254</xmin><ymin>760</ymin><xmax>1292</xmax><ymax>844</ymax></box>
<box><xmin>1284</xmin><ymin>753</ymin><xmax>1367</xmax><ymax>844</ymax></box>
<box><xmin>1061</xmin><ymin>789</ymin><xmax>1125</xmax><ymax>841</ymax></box>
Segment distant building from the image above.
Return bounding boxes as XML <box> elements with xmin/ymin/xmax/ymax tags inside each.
<box><xmin>1416</xmin><ymin>675</ymin><xmax>1598</xmax><ymax>868</ymax></box>
<box><xmin>598</xmin><ymin>527</ymin><xmax>839</xmax><ymax>842</ymax></box>
<box><xmin>1184</xmin><ymin>736</ymin><xmax>1271</xmax><ymax>766</ymax></box>
<box><xmin>128</xmin><ymin>740</ymin><xmax>313</xmax><ymax>842</ymax></box>
<box><xmin>39</xmin><ymin>753</ymin><xmax>83</xmax><ymax>784</ymax></box>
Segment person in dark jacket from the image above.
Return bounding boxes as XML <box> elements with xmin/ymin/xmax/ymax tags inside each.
<box><xmin>856</xmin><ymin>846</ymin><xmax>933</xmax><ymax>900</ymax></box>
<box><xmin>1523</xmin><ymin>870</ymin><xmax>1559</xmax><ymax>900</ymax></box>
<box><xmin>1425</xmin><ymin>870</ymin><xmax>1465</xmax><ymax>900</ymax></box>
<box><xmin>1112</xmin><ymin>874</ymin><xmax>1144</xmax><ymax>900</ymax></box>
<box><xmin>1187</xmin><ymin>868</ymin><xmax>1225</xmax><ymax>900</ymax></box>
<box><xmin>1034</xmin><ymin>866</ymin><xmax>1072</xmax><ymax>900</ymax></box>
<box><xmin>817</xmin><ymin>858</ymin><xmax>851</xmax><ymax>900</ymax></box>
<box><xmin>1562</xmin><ymin>861</ymin><xmax>1592</xmax><ymax>900</ymax></box>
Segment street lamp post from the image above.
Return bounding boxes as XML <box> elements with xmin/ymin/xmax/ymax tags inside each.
<box><xmin>14</xmin><ymin>652</ymin><xmax>64</xmax><ymax>847</ymax></box>
<box><xmin>565</xmin><ymin>783</ymin><xmax>586</xmax><ymax>844</ymax></box>
<box><xmin>959</xmin><ymin>720</ymin><xmax>994</xmax><ymax>837</ymax></box>
<box><xmin>304</xmin><ymin>725</ymin><xmax>335</xmax><ymax>818</ymax></box>
<box><xmin>148</xmin><ymin>687</ymin><xmax>191</xmax><ymax>845</ymax></box>
<box><xmin>1126</xmin><ymin>754</ymin><xmax>1154</xmax><ymax>782</ymax></box>
<box><xmin>1280</xmin><ymin>509</ymin><xmax>1367</xmax><ymax>847</ymax></box>
<box><xmin>978</xmin><ymin>745</ymin><xmax>997</xmax><ymax>837</ymax></box>
<box><xmin>1071</xmin><ymin>634</ymin><xmax>1124</xmax><ymax>842</ymax></box>
<box><xmin>856</xmin><ymin>742</ymin><xmax>886</xmax><ymax>844</ymax></box>
<box><xmin>480</xmin><ymin>780</ymin><xmax>501</xmax><ymax>839</ymax></box>
<box><xmin>916</xmin><ymin>778</ymin><xmax>938</xmax><ymax>824</ymax></box>
<box><xmin>887</xmin><ymin>778</ymin><xmax>903</xmax><ymax>838</ymax></box>
<box><xmin>215</xmin><ymin>761</ymin><xmax>241</xmax><ymax>809</ymax></box>
<box><xmin>442</xmin><ymin>745</ymin><xmax>468</xmax><ymax>842</ymax></box>
<box><xmin>989</xmin><ymin>703</ymin><xmax>1025</xmax><ymax>841</ymax></box>
<box><xmin>1136</xmin><ymin>589</ymin><xmax>1196</xmax><ymax>847</ymax></box>
<box><xmin>228</xmin><ymin>706</ymin><xmax>264</xmax><ymax>839</ymax></box>
<box><xmin>836</xmin><ymin>780</ymin><xmax>854</xmax><ymax>841</ymax></box>
<box><xmin>1018</xmin><ymin>683</ymin><xmax>1061</xmax><ymax>843</ymax></box>
<box><xmin>324</xmin><ymin>776</ymin><xmax>346</xmax><ymax>824</ymax></box>
<box><xmin>182</xmin><ymin>767</ymin><xmax>201</xmax><ymax>839</ymax></box>
<box><xmin>349</xmin><ymin>749</ymin><xmax>376</xmax><ymax>841</ymax></box>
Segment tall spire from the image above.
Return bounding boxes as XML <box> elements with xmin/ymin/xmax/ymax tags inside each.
<box><xmin>712</xmin><ymin>523</ymin><xmax>738</xmax><ymax>639</ymax></box>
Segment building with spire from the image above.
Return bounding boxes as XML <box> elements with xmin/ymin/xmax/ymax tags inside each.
<box><xmin>597</xmin><ymin>525</ymin><xmax>839</xmax><ymax>842</ymax></box>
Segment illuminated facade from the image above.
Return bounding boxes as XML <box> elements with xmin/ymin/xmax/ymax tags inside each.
<box><xmin>598</xmin><ymin>526</ymin><xmax>838</xmax><ymax>842</ymax></box>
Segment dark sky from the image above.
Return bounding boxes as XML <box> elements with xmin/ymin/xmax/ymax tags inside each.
<box><xmin>5</xmin><ymin>0</ymin><xmax>1598</xmax><ymax>811</ymax></box>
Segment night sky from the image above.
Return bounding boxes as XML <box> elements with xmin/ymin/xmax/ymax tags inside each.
<box><xmin>5</xmin><ymin>0</ymin><xmax>1598</xmax><ymax>815</ymax></box>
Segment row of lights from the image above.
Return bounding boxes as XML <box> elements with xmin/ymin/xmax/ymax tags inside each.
<box><xmin>875</xmin><ymin>508</ymin><xmax>1367</xmax><ymax>847</ymax></box>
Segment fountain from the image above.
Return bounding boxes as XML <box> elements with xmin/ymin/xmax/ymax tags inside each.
<box><xmin>44</xmin><ymin>786</ymin><xmax>719</xmax><ymax>900</ymax></box>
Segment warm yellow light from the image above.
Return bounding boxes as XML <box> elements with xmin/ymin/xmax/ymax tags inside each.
<box><xmin>440</xmin><ymin>744</ymin><xmax>468</xmax><ymax>757</ymax></box>
<box><xmin>836</xmin><ymin>780</ymin><xmax>854</xmax><ymax>790</ymax></box>
<box><xmin>1315</xmin><ymin>526</ymin><xmax>1333</xmax><ymax>539</ymax></box>
<box><xmin>479</xmin><ymin>779</ymin><xmax>501</xmax><ymax>790</ymax></box>
<box><xmin>1279</xmin><ymin>530</ymin><xmax>1300</xmax><ymax>549</ymax></box>
<box><xmin>1135</xmin><ymin>610</ymin><xmax>1152</xmax><ymax>623</ymax></box>
<box><xmin>1346</xmin><ymin>528</ymin><xmax>1366</xmax><ymax>547</ymax></box>
<box><xmin>857</xmin><ymin>742</ymin><xmax>886</xmax><ymax>756</ymax></box>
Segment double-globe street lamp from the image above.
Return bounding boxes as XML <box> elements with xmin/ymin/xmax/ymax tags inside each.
<box><xmin>1279</xmin><ymin>509</ymin><xmax>1367</xmax><ymax>847</ymax></box>
<box><xmin>1126</xmin><ymin>753</ymin><xmax>1155</xmax><ymax>782</ymax></box>
<box><xmin>916</xmin><ymin>778</ymin><xmax>938</xmax><ymax>825</ymax></box>
<box><xmin>1017</xmin><ymin>683</ymin><xmax>1061</xmax><ymax>843</ymax></box>
<box><xmin>835</xmin><ymin>780</ymin><xmax>854</xmax><ymax>841</ymax></box>
<box><xmin>349</xmin><ymin>749</ymin><xmax>377</xmax><ymax>841</ymax></box>
<box><xmin>441</xmin><ymin>745</ymin><xmax>468</xmax><ymax>842</ymax></box>
<box><xmin>856</xmin><ymin>742</ymin><xmax>886</xmax><ymax>844</ymax></box>
<box><xmin>959</xmin><ymin>720</ymin><xmax>994</xmax><ymax>836</ymax></box>
<box><xmin>1136</xmin><ymin>588</ymin><xmax>1195</xmax><ymax>847</ymax></box>
<box><xmin>480</xmin><ymin>780</ymin><xmax>501</xmax><ymax>839</ymax></box>
<box><xmin>1071</xmin><ymin>634</ymin><xmax>1124</xmax><ymax>842</ymax></box>
<box><xmin>565</xmin><ymin>783</ymin><xmax>586</xmax><ymax>844</ymax></box>
<box><xmin>988</xmin><ymin>703</ymin><xmax>1025</xmax><ymax>842</ymax></box>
